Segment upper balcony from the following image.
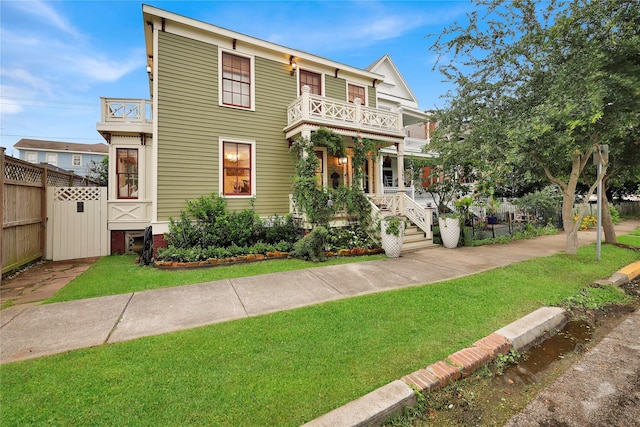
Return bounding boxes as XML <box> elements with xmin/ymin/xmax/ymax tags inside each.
<box><xmin>96</xmin><ymin>98</ymin><xmax>153</xmax><ymax>137</ymax></box>
<box><xmin>283</xmin><ymin>86</ymin><xmax>405</xmax><ymax>144</ymax></box>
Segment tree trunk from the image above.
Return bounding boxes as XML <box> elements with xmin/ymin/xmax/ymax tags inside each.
<box><xmin>601</xmin><ymin>190</ymin><xmax>617</xmax><ymax>243</ymax></box>
<box><xmin>562</xmin><ymin>191</ymin><xmax>579</xmax><ymax>255</ymax></box>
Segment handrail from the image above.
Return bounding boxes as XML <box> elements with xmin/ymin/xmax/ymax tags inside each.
<box><xmin>401</xmin><ymin>193</ymin><xmax>433</xmax><ymax>238</ymax></box>
<box><xmin>367</xmin><ymin>193</ymin><xmax>433</xmax><ymax>238</ymax></box>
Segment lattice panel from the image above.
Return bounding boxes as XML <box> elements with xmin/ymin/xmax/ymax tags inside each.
<box><xmin>48</xmin><ymin>174</ymin><xmax>71</xmax><ymax>186</ymax></box>
<box><xmin>4</xmin><ymin>161</ymin><xmax>43</xmax><ymax>184</ymax></box>
<box><xmin>54</xmin><ymin>187</ymin><xmax>103</xmax><ymax>201</ymax></box>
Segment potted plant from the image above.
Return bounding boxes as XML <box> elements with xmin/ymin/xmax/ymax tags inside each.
<box><xmin>380</xmin><ymin>215</ymin><xmax>405</xmax><ymax>258</ymax></box>
<box><xmin>419</xmin><ymin>162</ymin><xmax>467</xmax><ymax>249</ymax></box>
<box><xmin>437</xmin><ymin>212</ymin><xmax>461</xmax><ymax>249</ymax></box>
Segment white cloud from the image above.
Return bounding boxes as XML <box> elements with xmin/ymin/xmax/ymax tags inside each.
<box><xmin>9</xmin><ymin>0</ymin><xmax>81</xmax><ymax>37</ymax></box>
<box><xmin>68</xmin><ymin>52</ymin><xmax>143</xmax><ymax>83</ymax></box>
<box><xmin>1</xmin><ymin>68</ymin><xmax>52</xmax><ymax>95</ymax></box>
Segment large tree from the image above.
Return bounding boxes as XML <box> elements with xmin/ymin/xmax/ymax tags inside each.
<box><xmin>430</xmin><ymin>0</ymin><xmax>640</xmax><ymax>254</ymax></box>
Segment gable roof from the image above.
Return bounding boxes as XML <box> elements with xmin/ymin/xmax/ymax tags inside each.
<box><xmin>366</xmin><ymin>54</ymin><xmax>419</xmax><ymax>109</ymax></box>
<box><xmin>142</xmin><ymin>5</ymin><xmax>386</xmax><ymax>96</ymax></box>
<box><xmin>14</xmin><ymin>139</ymin><xmax>108</xmax><ymax>154</ymax></box>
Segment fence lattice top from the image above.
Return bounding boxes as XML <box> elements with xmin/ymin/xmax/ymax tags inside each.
<box><xmin>3</xmin><ymin>154</ymin><xmax>98</xmax><ymax>187</ymax></box>
<box><xmin>54</xmin><ymin>187</ymin><xmax>103</xmax><ymax>201</ymax></box>
<box><xmin>5</xmin><ymin>159</ymin><xmax>43</xmax><ymax>184</ymax></box>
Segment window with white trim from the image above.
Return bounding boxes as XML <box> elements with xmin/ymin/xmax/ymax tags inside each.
<box><xmin>348</xmin><ymin>83</ymin><xmax>365</xmax><ymax>105</ymax></box>
<box><xmin>116</xmin><ymin>148</ymin><xmax>138</xmax><ymax>199</ymax></box>
<box><xmin>220</xmin><ymin>51</ymin><xmax>253</xmax><ymax>109</ymax></box>
<box><xmin>300</xmin><ymin>70</ymin><xmax>322</xmax><ymax>95</ymax></box>
<box><xmin>72</xmin><ymin>154</ymin><xmax>82</xmax><ymax>167</ymax></box>
<box><xmin>26</xmin><ymin>152</ymin><xmax>37</xmax><ymax>163</ymax></box>
<box><xmin>46</xmin><ymin>153</ymin><xmax>58</xmax><ymax>166</ymax></box>
<box><xmin>221</xmin><ymin>139</ymin><xmax>255</xmax><ymax>196</ymax></box>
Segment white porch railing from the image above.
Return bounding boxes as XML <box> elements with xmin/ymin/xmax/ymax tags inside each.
<box><xmin>101</xmin><ymin>98</ymin><xmax>152</xmax><ymax>123</ymax></box>
<box><xmin>286</xmin><ymin>86</ymin><xmax>402</xmax><ymax>134</ymax></box>
<box><xmin>367</xmin><ymin>193</ymin><xmax>433</xmax><ymax>238</ymax></box>
<box><xmin>290</xmin><ymin>192</ymin><xmax>433</xmax><ymax>239</ymax></box>
<box><xmin>382</xmin><ymin>186</ymin><xmax>415</xmax><ymax>199</ymax></box>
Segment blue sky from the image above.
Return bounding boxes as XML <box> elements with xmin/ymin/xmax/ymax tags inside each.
<box><xmin>0</xmin><ymin>0</ymin><xmax>473</xmax><ymax>154</ymax></box>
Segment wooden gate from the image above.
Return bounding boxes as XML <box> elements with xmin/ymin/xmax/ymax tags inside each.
<box><xmin>46</xmin><ymin>187</ymin><xmax>108</xmax><ymax>261</ymax></box>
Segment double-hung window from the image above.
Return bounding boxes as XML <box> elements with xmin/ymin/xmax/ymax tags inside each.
<box><xmin>46</xmin><ymin>153</ymin><xmax>58</xmax><ymax>166</ymax></box>
<box><xmin>221</xmin><ymin>51</ymin><xmax>252</xmax><ymax>109</ymax></box>
<box><xmin>221</xmin><ymin>140</ymin><xmax>254</xmax><ymax>196</ymax></box>
<box><xmin>116</xmin><ymin>148</ymin><xmax>138</xmax><ymax>199</ymax></box>
<box><xmin>72</xmin><ymin>154</ymin><xmax>82</xmax><ymax>167</ymax></box>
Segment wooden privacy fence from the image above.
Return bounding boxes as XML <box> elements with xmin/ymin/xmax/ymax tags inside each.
<box><xmin>1</xmin><ymin>148</ymin><xmax>97</xmax><ymax>276</ymax></box>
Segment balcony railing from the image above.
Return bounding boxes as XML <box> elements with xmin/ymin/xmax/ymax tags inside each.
<box><xmin>286</xmin><ymin>86</ymin><xmax>402</xmax><ymax>135</ymax></box>
<box><xmin>100</xmin><ymin>98</ymin><xmax>152</xmax><ymax>123</ymax></box>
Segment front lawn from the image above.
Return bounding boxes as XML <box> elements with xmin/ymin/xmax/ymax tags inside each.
<box><xmin>46</xmin><ymin>254</ymin><xmax>386</xmax><ymax>303</ymax></box>
<box><xmin>2</xmin><ymin>243</ymin><xmax>637</xmax><ymax>426</ymax></box>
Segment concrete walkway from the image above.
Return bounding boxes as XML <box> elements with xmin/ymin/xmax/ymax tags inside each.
<box><xmin>1</xmin><ymin>220</ymin><xmax>639</xmax><ymax>365</ymax></box>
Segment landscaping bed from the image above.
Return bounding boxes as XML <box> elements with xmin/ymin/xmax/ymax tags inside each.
<box><xmin>153</xmin><ymin>248</ymin><xmax>384</xmax><ymax>269</ymax></box>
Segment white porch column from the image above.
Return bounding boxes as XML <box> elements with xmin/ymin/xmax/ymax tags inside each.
<box><xmin>378</xmin><ymin>154</ymin><xmax>384</xmax><ymax>194</ymax></box>
<box><xmin>397</xmin><ymin>140</ymin><xmax>405</xmax><ymax>193</ymax></box>
<box><xmin>301</xmin><ymin>129</ymin><xmax>312</xmax><ymax>158</ymax></box>
<box><xmin>367</xmin><ymin>157</ymin><xmax>374</xmax><ymax>194</ymax></box>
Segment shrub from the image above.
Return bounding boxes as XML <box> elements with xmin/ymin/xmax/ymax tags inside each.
<box><xmin>325</xmin><ymin>225</ymin><xmax>375</xmax><ymax>251</ymax></box>
<box><xmin>291</xmin><ymin>226</ymin><xmax>328</xmax><ymax>262</ymax></box>
<box><xmin>609</xmin><ymin>204</ymin><xmax>621</xmax><ymax>224</ymax></box>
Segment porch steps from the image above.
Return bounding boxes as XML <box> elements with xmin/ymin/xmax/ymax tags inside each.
<box><xmin>402</xmin><ymin>223</ymin><xmax>438</xmax><ymax>252</ymax></box>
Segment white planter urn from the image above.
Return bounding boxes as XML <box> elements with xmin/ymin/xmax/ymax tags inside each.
<box><xmin>381</xmin><ymin>219</ymin><xmax>404</xmax><ymax>258</ymax></box>
<box><xmin>438</xmin><ymin>216</ymin><xmax>460</xmax><ymax>249</ymax></box>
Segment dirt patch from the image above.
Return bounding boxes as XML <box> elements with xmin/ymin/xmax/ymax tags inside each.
<box><xmin>387</xmin><ymin>279</ymin><xmax>640</xmax><ymax>427</ymax></box>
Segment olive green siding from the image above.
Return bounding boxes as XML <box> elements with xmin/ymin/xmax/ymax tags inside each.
<box><xmin>325</xmin><ymin>75</ymin><xmax>347</xmax><ymax>101</ymax></box>
<box><xmin>156</xmin><ymin>31</ymin><xmax>296</xmax><ymax>221</ymax></box>
<box><xmin>368</xmin><ymin>86</ymin><xmax>377</xmax><ymax>108</ymax></box>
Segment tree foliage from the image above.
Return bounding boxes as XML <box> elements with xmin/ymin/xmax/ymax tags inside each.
<box><xmin>88</xmin><ymin>157</ymin><xmax>108</xmax><ymax>186</ymax></box>
<box><xmin>430</xmin><ymin>0</ymin><xmax>640</xmax><ymax>254</ymax></box>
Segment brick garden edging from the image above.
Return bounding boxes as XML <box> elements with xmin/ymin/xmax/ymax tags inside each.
<box><xmin>303</xmin><ymin>307</ymin><xmax>568</xmax><ymax>427</ymax></box>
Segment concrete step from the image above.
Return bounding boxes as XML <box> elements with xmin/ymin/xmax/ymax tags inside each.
<box><xmin>402</xmin><ymin>225</ymin><xmax>437</xmax><ymax>252</ymax></box>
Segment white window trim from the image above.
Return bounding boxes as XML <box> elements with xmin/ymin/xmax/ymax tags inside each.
<box><xmin>46</xmin><ymin>153</ymin><xmax>58</xmax><ymax>166</ymax></box>
<box><xmin>218</xmin><ymin>48</ymin><xmax>256</xmax><ymax>111</ymax></box>
<box><xmin>297</xmin><ymin>68</ymin><xmax>325</xmax><ymax>97</ymax></box>
<box><xmin>26</xmin><ymin>151</ymin><xmax>37</xmax><ymax>163</ymax></box>
<box><xmin>346</xmin><ymin>82</ymin><xmax>367</xmax><ymax>106</ymax></box>
<box><xmin>72</xmin><ymin>154</ymin><xmax>82</xmax><ymax>167</ymax></box>
<box><xmin>218</xmin><ymin>137</ymin><xmax>256</xmax><ymax>198</ymax></box>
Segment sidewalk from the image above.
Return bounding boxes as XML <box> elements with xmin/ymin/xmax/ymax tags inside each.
<box><xmin>1</xmin><ymin>220</ymin><xmax>638</xmax><ymax>365</ymax></box>
<box><xmin>1</xmin><ymin>221</ymin><xmax>639</xmax><ymax>426</ymax></box>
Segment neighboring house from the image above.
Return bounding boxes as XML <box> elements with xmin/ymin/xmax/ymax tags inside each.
<box><xmin>97</xmin><ymin>5</ymin><xmax>433</xmax><ymax>254</ymax></box>
<box><xmin>14</xmin><ymin>139</ymin><xmax>108</xmax><ymax>178</ymax></box>
<box><xmin>367</xmin><ymin>55</ymin><xmax>436</xmax><ymax>197</ymax></box>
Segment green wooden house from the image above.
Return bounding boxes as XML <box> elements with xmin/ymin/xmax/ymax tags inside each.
<box><xmin>97</xmin><ymin>5</ymin><xmax>433</xmax><ymax>254</ymax></box>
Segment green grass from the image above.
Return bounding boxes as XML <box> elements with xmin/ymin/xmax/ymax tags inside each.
<box><xmin>46</xmin><ymin>254</ymin><xmax>386</xmax><ymax>303</ymax></box>
<box><xmin>2</xmin><ymin>243</ymin><xmax>637</xmax><ymax>426</ymax></box>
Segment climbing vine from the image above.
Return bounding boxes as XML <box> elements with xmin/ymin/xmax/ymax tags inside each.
<box><xmin>290</xmin><ymin>129</ymin><xmax>382</xmax><ymax>230</ymax></box>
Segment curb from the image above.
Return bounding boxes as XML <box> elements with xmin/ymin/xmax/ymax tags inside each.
<box><xmin>597</xmin><ymin>260</ymin><xmax>640</xmax><ymax>286</ymax></box>
<box><xmin>303</xmin><ymin>306</ymin><xmax>567</xmax><ymax>427</ymax></box>
<box><xmin>303</xmin><ymin>261</ymin><xmax>640</xmax><ymax>426</ymax></box>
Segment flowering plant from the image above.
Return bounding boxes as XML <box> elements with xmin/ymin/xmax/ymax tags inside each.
<box><xmin>572</xmin><ymin>214</ymin><xmax>597</xmax><ymax>230</ymax></box>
